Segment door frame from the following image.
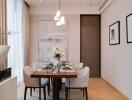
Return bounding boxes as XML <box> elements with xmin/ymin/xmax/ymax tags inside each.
<box><xmin>80</xmin><ymin>14</ymin><xmax>101</xmax><ymax>77</ymax></box>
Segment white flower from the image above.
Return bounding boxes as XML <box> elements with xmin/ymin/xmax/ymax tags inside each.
<box><xmin>54</xmin><ymin>47</ymin><xmax>65</xmax><ymax>59</ymax></box>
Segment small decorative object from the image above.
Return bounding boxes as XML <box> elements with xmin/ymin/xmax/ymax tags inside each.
<box><xmin>126</xmin><ymin>13</ymin><xmax>132</xmax><ymax>43</ymax></box>
<box><xmin>109</xmin><ymin>21</ymin><xmax>120</xmax><ymax>45</ymax></box>
<box><xmin>42</xmin><ymin>62</ymin><xmax>54</xmax><ymax>70</ymax></box>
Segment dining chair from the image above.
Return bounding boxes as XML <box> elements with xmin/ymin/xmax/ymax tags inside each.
<box><xmin>23</xmin><ymin>66</ymin><xmax>49</xmax><ymax>100</ymax></box>
<box><xmin>74</xmin><ymin>62</ymin><xmax>84</xmax><ymax>72</ymax></box>
<box><xmin>33</xmin><ymin>62</ymin><xmax>51</xmax><ymax>95</ymax></box>
<box><xmin>65</xmin><ymin>66</ymin><xmax>90</xmax><ymax>100</ymax></box>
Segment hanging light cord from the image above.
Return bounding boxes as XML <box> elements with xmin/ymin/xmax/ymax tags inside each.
<box><xmin>59</xmin><ymin>0</ymin><xmax>60</xmax><ymax>11</ymax></box>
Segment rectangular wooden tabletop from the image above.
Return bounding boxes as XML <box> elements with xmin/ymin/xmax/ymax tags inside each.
<box><xmin>31</xmin><ymin>70</ymin><xmax>77</xmax><ymax>78</ymax></box>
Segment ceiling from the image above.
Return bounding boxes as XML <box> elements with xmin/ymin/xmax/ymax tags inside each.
<box><xmin>25</xmin><ymin>0</ymin><xmax>103</xmax><ymax>7</ymax></box>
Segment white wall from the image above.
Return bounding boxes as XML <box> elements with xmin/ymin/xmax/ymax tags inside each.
<box><xmin>101</xmin><ymin>0</ymin><xmax>132</xmax><ymax>99</ymax></box>
<box><xmin>67</xmin><ymin>15</ymin><xmax>80</xmax><ymax>65</ymax></box>
<box><xmin>29</xmin><ymin>15</ymin><xmax>80</xmax><ymax>65</ymax></box>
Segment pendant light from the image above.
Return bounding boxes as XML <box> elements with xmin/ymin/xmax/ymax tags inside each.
<box><xmin>54</xmin><ymin>0</ymin><xmax>65</xmax><ymax>26</ymax></box>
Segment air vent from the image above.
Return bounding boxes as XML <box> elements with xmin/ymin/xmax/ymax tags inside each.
<box><xmin>99</xmin><ymin>0</ymin><xmax>109</xmax><ymax>11</ymax></box>
<box><xmin>99</xmin><ymin>0</ymin><xmax>114</xmax><ymax>13</ymax></box>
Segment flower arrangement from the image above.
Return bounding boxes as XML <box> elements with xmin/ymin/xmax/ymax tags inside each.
<box><xmin>54</xmin><ymin>47</ymin><xmax>64</xmax><ymax>61</ymax></box>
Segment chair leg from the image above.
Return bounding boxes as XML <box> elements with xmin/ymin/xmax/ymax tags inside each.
<box><xmin>51</xmin><ymin>78</ymin><xmax>53</xmax><ymax>84</ymax></box>
<box><xmin>24</xmin><ymin>87</ymin><xmax>27</xmax><ymax>100</ymax></box>
<box><xmin>85</xmin><ymin>88</ymin><xmax>88</xmax><ymax>100</ymax></box>
<box><xmin>43</xmin><ymin>87</ymin><xmax>46</xmax><ymax>100</ymax></box>
<box><xmin>30</xmin><ymin>88</ymin><xmax>32</xmax><ymax>96</ymax></box>
<box><xmin>83</xmin><ymin>88</ymin><xmax>85</xmax><ymax>96</ymax></box>
<box><xmin>58</xmin><ymin>78</ymin><xmax>62</xmax><ymax>90</ymax></box>
<box><xmin>34</xmin><ymin>88</ymin><xmax>35</xmax><ymax>91</ymax></box>
<box><xmin>65</xmin><ymin>87</ymin><xmax>68</xmax><ymax>100</ymax></box>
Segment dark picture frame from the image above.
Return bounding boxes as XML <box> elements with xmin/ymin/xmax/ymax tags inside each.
<box><xmin>126</xmin><ymin>13</ymin><xmax>132</xmax><ymax>43</ymax></box>
<box><xmin>109</xmin><ymin>21</ymin><xmax>120</xmax><ymax>45</ymax></box>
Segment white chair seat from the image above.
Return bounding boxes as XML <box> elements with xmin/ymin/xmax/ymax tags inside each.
<box><xmin>65</xmin><ymin>67</ymin><xmax>90</xmax><ymax>88</ymax></box>
<box><xmin>65</xmin><ymin>78</ymin><xmax>86</xmax><ymax>88</ymax></box>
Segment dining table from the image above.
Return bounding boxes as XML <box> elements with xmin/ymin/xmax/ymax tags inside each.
<box><xmin>31</xmin><ymin>64</ymin><xmax>77</xmax><ymax>100</ymax></box>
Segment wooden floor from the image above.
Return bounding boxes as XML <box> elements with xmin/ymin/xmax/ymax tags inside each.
<box><xmin>88</xmin><ymin>78</ymin><xmax>128</xmax><ymax>100</ymax></box>
<box><xmin>17</xmin><ymin>78</ymin><xmax>129</xmax><ymax>100</ymax></box>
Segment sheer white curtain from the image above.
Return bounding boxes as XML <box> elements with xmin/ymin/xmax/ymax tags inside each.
<box><xmin>7</xmin><ymin>0</ymin><xmax>25</xmax><ymax>84</ymax></box>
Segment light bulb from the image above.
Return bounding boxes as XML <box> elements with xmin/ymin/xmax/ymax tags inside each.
<box><xmin>60</xmin><ymin>16</ymin><xmax>65</xmax><ymax>25</ymax></box>
<box><xmin>62</xmin><ymin>20</ymin><xmax>65</xmax><ymax>24</ymax></box>
<box><xmin>54</xmin><ymin>16</ymin><xmax>58</xmax><ymax>21</ymax></box>
<box><xmin>60</xmin><ymin>16</ymin><xmax>65</xmax><ymax>21</ymax></box>
<box><xmin>56</xmin><ymin>10</ymin><xmax>61</xmax><ymax>17</ymax></box>
<box><xmin>56</xmin><ymin>21</ymin><xmax>61</xmax><ymax>26</ymax></box>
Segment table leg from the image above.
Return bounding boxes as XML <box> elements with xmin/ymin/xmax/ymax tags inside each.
<box><xmin>39</xmin><ymin>78</ymin><xmax>41</xmax><ymax>100</ymax></box>
<box><xmin>58</xmin><ymin>78</ymin><xmax>62</xmax><ymax>90</ymax></box>
<box><xmin>53</xmin><ymin>78</ymin><xmax>60</xmax><ymax>100</ymax></box>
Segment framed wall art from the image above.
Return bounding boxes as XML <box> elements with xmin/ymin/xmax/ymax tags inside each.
<box><xmin>38</xmin><ymin>20</ymin><xmax>68</xmax><ymax>62</ymax></box>
<box><xmin>126</xmin><ymin>13</ymin><xmax>132</xmax><ymax>43</ymax></box>
<box><xmin>109</xmin><ymin>21</ymin><xmax>120</xmax><ymax>45</ymax></box>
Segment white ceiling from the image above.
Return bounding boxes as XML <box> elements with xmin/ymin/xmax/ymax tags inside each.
<box><xmin>25</xmin><ymin>0</ymin><xmax>103</xmax><ymax>7</ymax></box>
